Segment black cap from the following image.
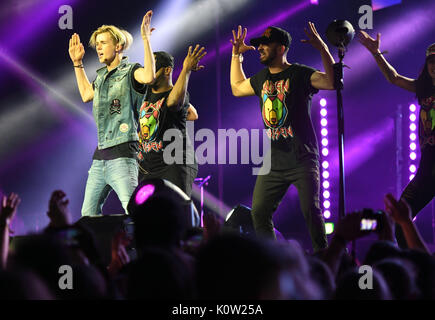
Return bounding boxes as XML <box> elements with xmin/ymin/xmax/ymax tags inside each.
<box><xmin>154</xmin><ymin>51</ymin><xmax>174</xmax><ymax>71</ymax></box>
<box><xmin>250</xmin><ymin>26</ymin><xmax>292</xmax><ymax>47</ymax></box>
<box><xmin>426</xmin><ymin>43</ymin><xmax>435</xmax><ymax>58</ymax></box>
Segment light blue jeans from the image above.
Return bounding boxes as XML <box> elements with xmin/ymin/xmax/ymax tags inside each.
<box><xmin>81</xmin><ymin>158</ymin><xmax>138</xmax><ymax>216</ymax></box>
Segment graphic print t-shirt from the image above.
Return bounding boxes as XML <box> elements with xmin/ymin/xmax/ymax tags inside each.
<box><xmin>418</xmin><ymin>89</ymin><xmax>435</xmax><ymax>165</ymax></box>
<box><xmin>137</xmin><ymin>89</ymin><xmax>196</xmax><ymax>173</ymax></box>
<box><xmin>250</xmin><ymin>63</ymin><xmax>319</xmax><ymax>170</ymax></box>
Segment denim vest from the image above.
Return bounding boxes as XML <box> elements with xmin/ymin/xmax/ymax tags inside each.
<box><xmin>93</xmin><ymin>57</ymin><xmax>144</xmax><ymax>149</ymax></box>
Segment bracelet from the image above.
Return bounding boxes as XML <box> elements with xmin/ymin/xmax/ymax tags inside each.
<box><xmin>373</xmin><ymin>50</ymin><xmax>388</xmax><ymax>57</ymax></box>
<box><xmin>232</xmin><ymin>53</ymin><xmax>243</xmax><ymax>63</ymax></box>
<box><xmin>74</xmin><ymin>64</ymin><xmax>84</xmax><ymax>68</ymax></box>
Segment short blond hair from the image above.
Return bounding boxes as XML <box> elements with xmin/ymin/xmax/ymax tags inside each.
<box><xmin>89</xmin><ymin>25</ymin><xmax>133</xmax><ymax>52</ymax></box>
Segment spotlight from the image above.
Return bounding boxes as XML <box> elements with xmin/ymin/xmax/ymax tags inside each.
<box><xmin>223</xmin><ymin>204</ymin><xmax>255</xmax><ymax>236</ymax></box>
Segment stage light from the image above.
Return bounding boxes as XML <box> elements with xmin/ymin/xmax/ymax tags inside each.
<box><xmin>410</xmin><ymin>143</ymin><xmax>416</xmax><ymax>151</ymax></box>
<box><xmin>135</xmin><ymin>184</ymin><xmax>155</xmax><ymax>205</ymax></box>
<box><xmin>409</xmin><ymin>104</ymin><xmax>416</xmax><ymax>112</ymax></box>
<box><xmin>409</xmin><ymin>174</ymin><xmax>415</xmax><ymax>181</ymax></box>
<box><xmin>325</xmin><ymin>222</ymin><xmax>334</xmax><ymax>234</ymax></box>
<box><xmin>410</xmin><ymin>152</ymin><xmax>417</xmax><ymax>160</ymax></box>
<box><xmin>322</xmin><ymin>148</ymin><xmax>329</xmax><ymax>156</ymax></box>
<box><xmin>323</xmin><ymin>200</ymin><xmax>330</xmax><ymax>209</ymax></box>
<box><xmin>320</xmin><ymin>108</ymin><xmax>327</xmax><ymax>117</ymax></box>
<box><xmin>409</xmin><ymin>114</ymin><xmax>417</xmax><ymax>122</ymax></box>
<box><xmin>320</xmin><ymin>98</ymin><xmax>327</xmax><ymax>107</ymax></box>
<box><xmin>322</xmin><ymin>161</ymin><xmax>329</xmax><ymax>169</ymax></box>
<box><xmin>310</xmin><ymin>0</ymin><xmax>319</xmax><ymax>5</ymax></box>
<box><xmin>323</xmin><ymin>190</ymin><xmax>330</xmax><ymax>199</ymax></box>
<box><xmin>321</xmin><ymin>138</ymin><xmax>328</xmax><ymax>146</ymax></box>
<box><xmin>410</xmin><ymin>123</ymin><xmax>417</xmax><ymax>131</ymax></box>
<box><xmin>321</xmin><ymin>128</ymin><xmax>328</xmax><ymax>136</ymax></box>
<box><xmin>323</xmin><ymin>210</ymin><xmax>331</xmax><ymax>219</ymax></box>
<box><xmin>322</xmin><ymin>171</ymin><xmax>329</xmax><ymax>179</ymax></box>
<box><xmin>409</xmin><ymin>164</ymin><xmax>416</xmax><ymax>173</ymax></box>
<box><xmin>320</xmin><ymin>118</ymin><xmax>327</xmax><ymax>127</ymax></box>
<box><xmin>323</xmin><ymin>181</ymin><xmax>330</xmax><ymax>189</ymax></box>
<box><xmin>372</xmin><ymin>0</ymin><xmax>402</xmax><ymax>12</ymax></box>
<box><xmin>410</xmin><ymin>133</ymin><xmax>416</xmax><ymax>141</ymax></box>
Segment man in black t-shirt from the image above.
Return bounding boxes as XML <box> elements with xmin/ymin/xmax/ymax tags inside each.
<box><xmin>137</xmin><ymin>49</ymin><xmax>205</xmax><ymax>197</ymax></box>
<box><xmin>230</xmin><ymin>24</ymin><xmax>335</xmax><ymax>251</ymax></box>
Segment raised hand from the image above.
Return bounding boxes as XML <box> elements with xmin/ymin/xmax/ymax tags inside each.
<box><xmin>0</xmin><ymin>193</ymin><xmax>21</xmax><ymax>225</ymax></box>
<box><xmin>183</xmin><ymin>44</ymin><xmax>207</xmax><ymax>72</ymax></box>
<box><xmin>383</xmin><ymin>193</ymin><xmax>413</xmax><ymax>226</ymax></box>
<box><xmin>69</xmin><ymin>33</ymin><xmax>85</xmax><ymax>64</ymax></box>
<box><xmin>141</xmin><ymin>10</ymin><xmax>155</xmax><ymax>39</ymax></box>
<box><xmin>47</xmin><ymin>190</ymin><xmax>71</xmax><ymax>228</ymax></box>
<box><xmin>301</xmin><ymin>21</ymin><xmax>327</xmax><ymax>51</ymax></box>
<box><xmin>334</xmin><ymin>211</ymin><xmax>372</xmax><ymax>242</ymax></box>
<box><xmin>230</xmin><ymin>25</ymin><xmax>255</xmax><ymax>55</ymax></box>
<box><xmin>107</xmin><ymin>230</ymin><xmax>131</xmax><ymax>275</ymax></box>
<box><xmin>358</xmin><ymin>30</ymin><xmax>380</xmax><ymax>54</ymax></box>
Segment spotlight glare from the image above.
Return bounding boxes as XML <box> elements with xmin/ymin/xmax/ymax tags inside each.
<box><xmin>135</xmin><ymin>184</ymin><xmax>155</xmax><ymax>205</ymax></box>
<box><xmin>321</xmin><ymin>138</ymin><xmax>328</xmax><ymax>146</ymax></box>
<box><xmin>410</xmin><ymin>123</ymin><xmax>416</xmax><ymax>131</ymax></box>
<box><xmin>323</xmin><ymin>200</ymin><xmax>331</xmax><ymax>209</ymax></box>
<box><xmin>409</xmin><ymin>104</ymin><xmax>416</xmax><ymax>112</ymax></box>
<box><xmin>323</xmin><ymin>190</ymin><xmax>330</xmax><ymax>199</ymax></box>
<box><xmin>410</xmin><ymin>152</ymin><xmax>417</xmax><ymax>160</ymax></box>
<box><xmin>322</xmin><ymin>148</ymin><xmax>329</xmax><ymax>156</ymax></box>
<box><xmin>321</xmin><ymin>128</ymin><xmax>328</xmax><ymax>136</ymax></box>
<box><xmin>322</xmin><ymin>161</ymin><xmax>329</xmax><ymax>169</ymax></box>
<box><xmin>322</xmin><ymin>171</ymin><xmax>329</xmax><ymax>179</ymax></box>
<box><xmin>409</xmin><ymin>164</ymin><xmax>416</xmax><ymax>173</ymax></box>
<box><xmin>325</xmin><ymin>222</ymin><xmax>334</xmax><ymax>235</ymax></box>
<box><xmin>409</xmin><ymin>174</ymin><xmax>415</xmax><ymax>181</ymax></box>
<box><xmin>323</xmin><ymin>210</ymin><xmax>331</xmax><ymax>219</ymax></box>
<box><xmin>323</xmin><ymin>180</ymin><xmax>330</xmax><ymax>189</ymax></box>
<box><xmin>410</xmin><ymin>143</ymin><xmax>416</xmax><ymax>151</ymax></box>
<box><xmin>410</xmin><ymin>133</ymin><xmax>416</xmax><ymax>141</ymax></box>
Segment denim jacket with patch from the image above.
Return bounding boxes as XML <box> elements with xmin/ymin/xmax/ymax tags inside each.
<box><xmin>92</xmin><ymin>56</ymin><xmax>145</xmax><ymax>149</ymax></box>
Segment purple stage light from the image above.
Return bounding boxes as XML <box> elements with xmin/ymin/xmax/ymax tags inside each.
<box><xmin>323</xmin><ymin>190</ymin><xmax>330</xmax><ymax>199</ymax></box>
<box><xmin>320</xmin><ymin>98</ymin><xmax>327</xmax><ymax>107</ymax></box>
<box><xmin>135</xmin><ymin>184</ymin><xmax>155</xmax><ymax>205</ymax></box>
<box><xmin>323</xmin><ymin>200</ymin><xmax>330</xmax><ymax>209</ymax></box>
<box><xmin>409</xmin><ymin>114</ymin><xmax>417</xmax><ymax>122</ymax></box>
<box><xmin>322</xmin><ymin>161</ymin><xmax>329</xmax><ymax>169</ymax></box>
<box><xmin>409</xmin><ymin>104</ymin><xmax>416</xmax><ymax>112</ymax></box>
<box><xmin>323</xmin><ymin>210</ymin><xmax>331</xmax><ymax>219</ymax></box>
<box><xmin>321</xmin><ymin>128</ymin><xmax>328</xmax><ymax>136</ymax></box>
<box><xmin>320</xmin><ymin>108</ymin><xmax>327</xmax><ymax>117</ymax></box>
<box><xmin>410</xmin><ymin>152</ymin><xmax>417</xmax><ymax>160</ymax></box>
<box><xmin>322</xmin><ymin>171</ymin><xmax>329</xmax><ymax>179</ymax></box>
<box><xmin>410</xmin><ymin>123</ymin><xmax>416</xmax><ymax>131</ymax></box>
<box><xmin>322</xmin><ymin>148</ymin><xmax>329</xmax><ymax>156</ymax></box>
<box><xmin>323</xmin><ymin>181</ymin><xmax>329</xmax><ymax>189</ymax></box>
<box><xmin>321</xmin><ymin>138</ymin><xmax>328</xmax><ymax>146</ymax></box>
<box><xmin>320</xmin><ymin>118</ymin><xmax>327</xmax><ymax>127</ymax></box>
<box><xmin>410</xmin><ymin>143</ymin><xmax>416</xmax><ymax>151</ymax></box>
<box><xmin>372</xmin><ymin>0</ymin><xmax>402</xmax><ymax>11</ymax></box>
<box><xmin>310</xmin><ymin>0</ymin><xmax>319</xmax><ymax>5</ymax></box>
<box><xmin>409</xmin><ymin>174</ymin><xmax>415</xmax><ymax>181</ymax></box>
<box><xmin>409</xmin><ymin>164</ymin><xmax>416</xmax><ymax>173</ymax></box>
<box><xmin>410</xmin><ymin>133</ymin><xmax>416</xmax><ymax>141</ymax></box>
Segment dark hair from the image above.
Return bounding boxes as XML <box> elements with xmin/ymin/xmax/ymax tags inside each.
<box><xmin>415</xmin><ymin>59</ymin><xmax>435</xmax><ymax>101</ymax></box>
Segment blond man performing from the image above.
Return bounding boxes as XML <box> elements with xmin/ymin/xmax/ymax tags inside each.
<box><xmin>68</xmin><ymin>11</ymin><xmax>156</xmax><ymax>216</ymax></box>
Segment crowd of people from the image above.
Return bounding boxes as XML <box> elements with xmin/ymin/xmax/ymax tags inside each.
<box><xmin>0</xmin><ymin>185</ymin><xmax>434</xmax><ymax>300</ymax></box>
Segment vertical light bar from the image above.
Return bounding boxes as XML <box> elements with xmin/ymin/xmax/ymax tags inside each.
<box><xmin>409</xmin><ymin>103</ymin><xmax>417</xmax><ymax>181</ymax></box>
<box><xmin>319</xmin><ymin>98</ymin><xmax>332</xmax><ymax>232</ymax></box>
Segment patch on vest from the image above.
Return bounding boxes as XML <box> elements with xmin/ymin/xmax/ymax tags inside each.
<box><xmin>110</xmin><ymin>99</ymin><xmax>122</xmax><ymax>114</ymax></box>
<box><xmin>119</xmin><ymin>123</ymin><xmax>129</xmax><ymax>133</ymax></box>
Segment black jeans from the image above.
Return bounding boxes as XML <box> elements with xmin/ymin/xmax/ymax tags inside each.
<box><xmin>397</xmin><ymin>152</ymin><xmax>435</xmax><ymax>247</ymax></box>
<box><xmin>139</xmin><ymin>164</ymin><xmax>198</xmax><ymax>198</ymax></box>
<box><xmin>251</xmin><ymin>164</ymin><xmax>328</xmax><ymax>251</ymax></box>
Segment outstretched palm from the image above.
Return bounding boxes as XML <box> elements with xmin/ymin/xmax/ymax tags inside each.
<box><xmin>358</xmin><ymin>30</ymin><xmax>380</xmax><ymax>54</ymax></box>
<box><xmin>230</xmin><ymin>25</ymin><xmax>255</xmax><ymax>55</ymax></box>
<box><xmin>69</xmin><ymin>33</ymin><xmax>85</xmax><ymax>63</ymax></box>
